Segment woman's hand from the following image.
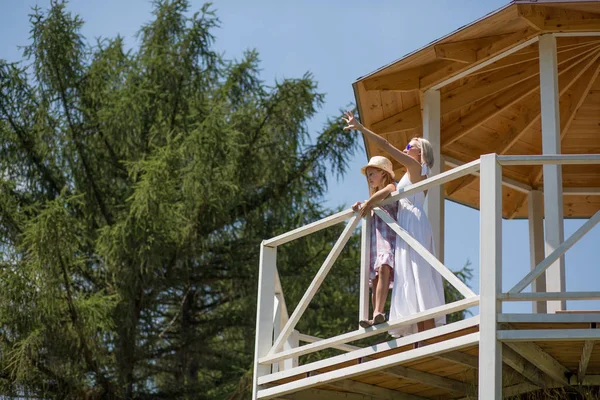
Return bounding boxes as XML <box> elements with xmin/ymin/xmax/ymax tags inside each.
<box><xmin>351</xmin><ymin>201</ymin><xmax>362</xmax><ymax>212</ymax></box>
<box><xmin>342</xmin><ymin>110</ymin><xmax>362</xmax><ymax>132</ymax></box>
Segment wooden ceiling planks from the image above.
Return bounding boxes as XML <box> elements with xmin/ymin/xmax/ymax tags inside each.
<box><xmin>354</xmin><ymin>1</ymin><xmax>600</xmax><ymax>219</ymax></box>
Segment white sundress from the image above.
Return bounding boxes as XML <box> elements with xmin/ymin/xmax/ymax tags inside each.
<box><xmin>389</xmin><ymin>164</ymin><xmax>446</xmax><ymax>337</ymax></box>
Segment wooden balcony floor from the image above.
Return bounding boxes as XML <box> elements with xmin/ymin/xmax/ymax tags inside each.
<box><xmin>260</xmin><ymin>318</ymin><xmax>600</xmax><ymax>400</ymax></box>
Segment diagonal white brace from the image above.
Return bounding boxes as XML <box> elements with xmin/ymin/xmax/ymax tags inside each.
<box><xmin>373</xmin><ymin>208</ymin><xmax>476</xmax><ymax>299</ymax></box>
<box><xmin>509</xmin><ymin>209</ymin><xmax>600</xmax><ymax>293</ymax></box>
<box><xmin>269</xmin><ymin>216</ymin><xmax>360</xmax><ymax>355</ymax></box>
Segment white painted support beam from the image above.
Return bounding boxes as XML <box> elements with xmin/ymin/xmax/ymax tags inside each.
<box><xmin>498</xmin><ymin>154</ymin><xmax>600</xmax><ymax>165</ymax></box>
<box><xmin>540</xmin><ymin>33</ymin><xmax>564</xmax><ymax>312</ymax></box>
<box><xmin>479</xmin><ymin>153</ymin><xmax>503</xmax><ymax>400</ymax></box>
<box><xmin>498</xmin><ymin>313</ymin><xmax>600</xmax><ymax>323</ymax></box>
<box><xmin>444</xmin><ymin>156</ymin><xmax>532</xmax><ymax>193</ymax></box>
<box><xmin>578</xmin><ymin>341</ymin><xmax>594</xmax><ymax>383</ymax></box>
<box><xmin>509</xmin><ymin>210</ymin><xmax>600</xmax><ymax>294</ymax></box>
<box><xmin>253</xmin><ymin>244</ymin><xmax>277</xmax><ymax>400</ymax></box>
<box><xmin>504</xmin><ymin>341</ymin><xmax>570</xmax><ymax>386</ymax></box>
<box><xmin>270</xmin><ymin>216</ymin><xmax>360</xmax><ymax>354</ymax></box>
<box><xmin>379</xmin><ymin>159</ymin><xmax>481</xmax><ymax>207</ymax></box>
<box><xmin>500</xmin><ymin>291</ymin><xmax>600</xmax><ymax>302</ymax></box>
<box><xmin>257</xmin><ymin>333</ymin><xmax>480</xmax><ymax>399</ymax></box>
<box><xmin>423</xmin><ymin>89</ymin><xmax>444</xmax><ymax>262</ymax></box>
<box><xmin>528</xmin><ymin>190</ymin><xmax>546</xmax><ymax>313</ymax></box>
<box><xmin>499</xmin><ymin>329</ymin><xmax>600</xmax><ymax>341</ymax></box>
<box><xmin>264</xmin><ymin>209</ymin><xmax>354</xmax><ymax>247</ymax></box>
<box><xmin>283</xmin><ymin>330</ymin><xmax>299</xmax><ymax>370</ymax></box>
<box><xmin>359</xmin><ymin>215</ymin><xmax>371</xmax><ymax>323</ymax></box>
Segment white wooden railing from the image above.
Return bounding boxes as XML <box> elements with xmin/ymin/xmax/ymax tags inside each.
<box><xmin>252</xmin><ymin>153</ymin><xmax>600</xmax><ymax>400</ymax></box>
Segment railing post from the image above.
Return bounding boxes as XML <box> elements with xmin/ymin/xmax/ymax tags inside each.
<box><xmin>479</xmin><ymin>153</ymin><xmax>503</xmax><ymax>399</ymax></box>
<box><xmin>272</xmin><ymin>295</ymin><xmax>282</xmax><ymax>373</ymax></box>
<box><xmin>252</xmin><ymin>243</ymin><xmax>277</xmax><ymax>400</ymax></box>
<box><xmin>283</xmin><ymin>330</ymin><xmax>299</xmax><ymax>370</ymax></box>
<box><xmin>359</xmin><ymin>214</ymin><xmax>371</xmax><ymax>324</ymax></box>
<box><xmin>528</xmin><ymin>190</ymin><xmax>547</xmax><ymax>314</ymax></box>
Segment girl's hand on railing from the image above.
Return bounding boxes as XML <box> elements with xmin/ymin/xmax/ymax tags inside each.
<box><xmin>352</xmin><ymin>199</ymin><xmax>373</xmax><ymax>218</ymax></box>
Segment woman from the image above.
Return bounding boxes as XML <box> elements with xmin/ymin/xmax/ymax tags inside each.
<box><xmin>343</xmin><ymin>111</ymin><xmax>445</xmax><ymax>337</ymax></box>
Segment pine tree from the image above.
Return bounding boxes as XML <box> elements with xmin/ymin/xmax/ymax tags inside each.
<box><xmin>0</xmin><ymin>1</ymin><xmax>472</xmax><ymax>399</ymax></box>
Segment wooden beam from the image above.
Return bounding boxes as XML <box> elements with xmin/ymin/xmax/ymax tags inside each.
<box><xmin>442</xmin><ymin>42</ymin><xmax>600</xmax><ymax>116</ymax></box>
<box><xmin>384</xmin><ymin>364</ymin><xmax>473</xmax><ymax>394</ymax></box>
<box><xmin>363</xmin><ymin>29</ymin><xmax>538</xmax><ymax>92</ymax></box>
<box><xmin>436</xmin><ymin>351</ymin><xmax>479</xmax><ymax>368</ymax></box>
<box><xmin>501</xmin><ymin>48</ymin><xmax>600</xmax><ymax>156</ymax></box>
<box><xmin>578</xmin><ymin>340</ymin><xmax>594</xmax><ymax>384</ymax></box>
<box><xmin>440</xmin><ymin>60</ymin><xmax>540</xmax><ymax>115</ymax></box>
<box><xmin>363</xmin><ymin>67</ymin><xmax>422</xmax><ymax>92</ymax></box>
<box><xmin>502</xmin><ymin>344</ymin><xmax>551</xmax><ymax>388</ymax></box>
<box><xmin>427</xmin><ymin>28</ymin><xmax>540</xmax><ymax>90</ymax></box>
<box><xmin>522</xmin><ymin>5</ymin><xmax>600</xmax><ymax>33</ymax></box>
<box><xmin>517</xmin><ymin>4</ymin><xmax>547</xmax><ymax>30</ymax></box>
<box><xmin>328</xmin><ymin>380</ymin><xmax>427</xmax><ymax>400</ymax></box>
<box><xmin>530</xmin><ymin>58</ymin><xmax>600</xmax><ymax>185</ymax></box>
<box><xmin>434</xmin><ymin>34</ymin><xmax>513</xmax><ymax>64</ymax></box>
<box><xmin>285</xmin><ymin>388</ymin><xmax>378</xmax><ymax>400</ymax></box>
<box><xmin>370</xmin><ymin>104</ymin><xmax>421</xmax><ymax>134</ymax></box>
<box><xmin>504</xmin><ymin>342</ymin><xmax>571</xmax><ymax>386</ymax></box>
<box><xmin>440</xmin><ymin>45</ymin><xmax>594</xmax><ymax>148</ymax></box>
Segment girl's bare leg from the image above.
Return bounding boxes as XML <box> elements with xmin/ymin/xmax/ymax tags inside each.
<box><xmin>371</xmin><ymin>276</ymin><xmax>379</xmax><ymax>322</ymax></box>
<box><xmin>374</xmin><ymin>265</ymin><xmax>391</xmax><ymax>317</ymax></box>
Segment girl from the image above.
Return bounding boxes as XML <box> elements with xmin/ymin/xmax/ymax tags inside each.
<box><xmin>352</xmin><ymin>156</ymin><xmax>398</xmax><ymax>328</ymax></box>
<box><xmin>343</xmin><ymin>111</ymin><xmax>445</xmax><ymax>337</ymax></box>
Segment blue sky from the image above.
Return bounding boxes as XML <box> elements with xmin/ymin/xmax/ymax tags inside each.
<box><xmin>2</xmin><ymin>0</ymin><xmax>599</xmax><ymax>313</ymax></box>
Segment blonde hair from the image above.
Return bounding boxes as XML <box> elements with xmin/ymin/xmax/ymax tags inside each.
<box><xmin>367</xmin><ymin>168</ymin><xmax>395</xmax><ymax>197</ymax></box>
<box><xmin>412</xmin><ymin>137</ymin><xmax>434</xmax><ymax>169</ymax></box>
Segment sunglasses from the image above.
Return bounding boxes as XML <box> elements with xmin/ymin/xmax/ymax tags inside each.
<box><xmin>406</xmin><ymin>143</ymin><xmax>419</xmax><ymax>151</ymax></box>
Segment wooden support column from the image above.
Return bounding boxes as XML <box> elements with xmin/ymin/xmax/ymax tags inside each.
<box><xmin>479</xmin><ymin>154</ymin><xmax>503</xmax><ymax>399</ymax></box>
<box><xmin>539</xmin><ymin>34</ymin><xmax>566</xmax><ymax>313</ymax></box>
<box><xmin>423</xmin><ymin>89</ymin><xmax>444</xmax><ymax>262</ymax></box>
<box><xmin>528</xmin><ymin>190</ymin><xmax>547</xmax><ymax>314</ymax></box>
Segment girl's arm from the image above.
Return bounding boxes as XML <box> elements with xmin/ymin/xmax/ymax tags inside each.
<box><xmin>359</xmin><ymin>183</ymin><xmax>397</xmax><ymax>218</ymax></box>
<box><xmin>343</xmin><ymin>111</ymin><xmax>423</xmax><ymax>182</ymax></box>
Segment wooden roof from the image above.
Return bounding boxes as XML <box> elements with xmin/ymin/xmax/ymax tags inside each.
<box><xmin>353</xmin><ymin>1</ymin><xmax>600</xmax><ymax>219</ymax></box>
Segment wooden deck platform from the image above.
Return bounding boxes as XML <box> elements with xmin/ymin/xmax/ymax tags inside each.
<box><xmin>258</xmin><ymin>315</ymin><xmax>600</xmax><ymax>399</ymax></box>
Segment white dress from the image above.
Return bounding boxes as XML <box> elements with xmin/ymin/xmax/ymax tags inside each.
<box><xmin>389</xmin><ymin>164</ymin><xmax>446</xmax><ymax>337</ymax></box>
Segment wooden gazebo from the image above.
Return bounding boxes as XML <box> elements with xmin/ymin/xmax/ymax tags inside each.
<box><xmin>252</xmin><ymin>1</ymin><xmax>600</xmax><ymax>399</ymax></box>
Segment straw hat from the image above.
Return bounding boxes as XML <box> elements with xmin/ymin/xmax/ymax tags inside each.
<box><xmin>360</xmin><ymin>156</ymin><xmax>395</xmax><ymax>179</ymax></box>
